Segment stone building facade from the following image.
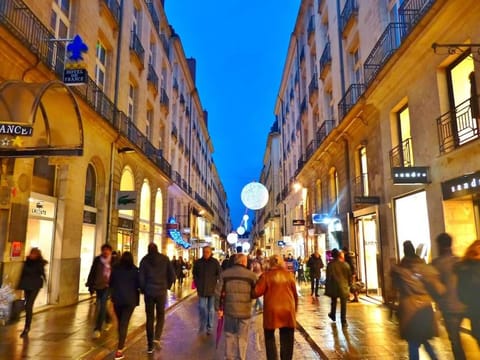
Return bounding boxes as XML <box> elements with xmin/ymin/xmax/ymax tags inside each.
<box><xmin>254</xmin><ymin>0</ymin><xmax>480</xmax><ymax>302</ymax></box>
<box><xmin>0</xmin><ymin>0</ymin><xmax>229</xmax><ymax>306</ymax></box>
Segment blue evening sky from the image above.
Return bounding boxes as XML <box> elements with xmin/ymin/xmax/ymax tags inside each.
<box><xmin>165</xmin><ymin>1</ymin><xmax>300</xmax><ymax>229</ymax></box>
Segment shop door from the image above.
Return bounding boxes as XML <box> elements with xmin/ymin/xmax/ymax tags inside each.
<box><xmin>138</xmin><ymin>230</ymin><xmax>149</xmax><ymax>265</ymax></box>
<box><xmin>117</xmin><ymin>230</ymin><xmax>133</xmax><ymax>254</ymax></box>
<box><xmin>79</xmin><ymin>224</ymin><xmax>96</xmax><ymax>294</ymax></box>
<box><xmin>25</xmin><ymin>218</ymin><xmax>54</xmax><ymax>307</ymax></box>
<box><xmin>356</xmin><ymin>214</ymin><xmax>382</xmax><ymax>300</ymax></box>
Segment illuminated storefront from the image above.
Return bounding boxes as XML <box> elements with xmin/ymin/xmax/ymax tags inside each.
<box><xmin>138</xmin><ymin>180</ymin><xmax>151</xmax><ymax>264</ymax></box>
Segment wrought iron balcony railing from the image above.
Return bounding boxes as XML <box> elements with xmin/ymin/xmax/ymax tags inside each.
<box><xmin>338</xmin><ymin>83</ymin><xmax>365</xmax><ymax>120</ymax></box>
<box><xmin>147</xmin><ymin>63</ymin><xmax>159</xmax><ymax>90</ymax></box>
<box><xmin>340</xmin><ymin>0</ymin><xmax>358</xmax><ymax>34</ymax></box>
<box><xmin>316</xmin><ymin>119</ymin><xmax>335</xmax><ymax>145</ymax></box>
<box><xmin>364</xmin><ymin>22</ymin><xmax>408</xmax><ymax>85</ymax></box>
<box><xmin>308</xmin><ymin>75</ymin><xmax>318</xmax><ymax>99</ymax></box>
<box><xmin>145</xmin><ymin>1</ymin><xmax>160</xmax><ymax>33</ymax></box>
<box><xmin>319</xmin><ymin>41</ymin><xmax>332</xmax><ymax>78</ymax></box>
<box><xmin>130</xmin><ymin>31</ymin><xmax>145</xmax><ymax>66</ymax></box>
<box><xmin>399</xmin><ymin>0</ymin><xmax>436</xmax><ymax>31</ymax></box>
<box><xmin>389</xmin><ymin>137</ymin><xmax>413</xmax><ymax>168</ymax></box>
<box><xmin>437</xmin><ymin>96</ymin><xmax>480</xmax><ymax>154</ymax></box>
<box><xmin>160</xmin><ymin>87</ymin><xmax>169</xmax><ymax>109</ymax></box>
<box><xmin>0</xmin><ymin>0</ymin><xmax>173</xmax><ymax>179</ymax></box>
<box><xmin>102</xmin><ymin>0</ymin><xmax>120</xmax><ymax>25</ymax></box>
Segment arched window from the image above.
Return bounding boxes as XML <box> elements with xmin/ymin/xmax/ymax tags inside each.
<box><xmin>84</xmin><ymin>164</ymin><xmax>96</xmax><ymax>206</ymax></box>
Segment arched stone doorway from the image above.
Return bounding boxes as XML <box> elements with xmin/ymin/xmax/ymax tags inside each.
<box><xmin>118</xmin><ymin>166</ymin><xmax>135</xmax><ymax>253</ymax></box>
<box><xmin>154</xmin><ymin>188</ymin><xmax>163</xmax><ymax>252</ymax></box>
<box><xmin>138</xmin><ymin>179</ymin><xmax>151</xmax><ymax>264</ymax></box>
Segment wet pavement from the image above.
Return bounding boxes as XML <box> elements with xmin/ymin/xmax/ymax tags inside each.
<box><xmin>1</xmin><ymin>279</ymin><xmax>479</xmax><ymax>359</ymax></box>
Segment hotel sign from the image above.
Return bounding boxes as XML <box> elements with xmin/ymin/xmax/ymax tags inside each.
<box><xmin>392</xmin><ymin>166</ymin><xmax>430</xmax><ymax>184</ymax></box>
<box><xmin>442</xmin><ymin>171</ymin><xmax>480</xmax><ymax>200</ymax></box>
<box><xmin>0</xmin><ymin>123</ymin><xmax>33</xmax><ymax>136</ymax></box>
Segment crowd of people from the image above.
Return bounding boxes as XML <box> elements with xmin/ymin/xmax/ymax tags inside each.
<box><xmin>12</xmin><ymin>232</ymin><xmax>480</xmax><ymax>360</ymax></box>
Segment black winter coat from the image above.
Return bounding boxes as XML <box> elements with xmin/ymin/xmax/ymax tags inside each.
<box><xmin>18</xmin><ymin>258</ymin><xmax>46</xmax><ymax>291</ymax></box>
<box><xmin>193</xmin><ymin>256</ymin><xmax>221</xmax><ymax>297</ymax></box>
<box><xmin>110</xmin><ymin>263</ymin><xmax>140</xmax><ymax>306</ymax></box>
<box><xmin>86</xmin><ymin>256</ymin><xmax>110</xmax><ymax>291</ymax></box>
<box><xmin>307</xmin><ymin>255</ymin><xmax>324</xmax><ymax>279</ymax></box>
<box><xmin>455</xmin><ymin>259</ymin><xmax>480</xmax><ymax>315</ymax></box>
<box><xmin>139</xmin><ymin>252</ymin><xmax>176</xmax><ymax>297</ymax></box>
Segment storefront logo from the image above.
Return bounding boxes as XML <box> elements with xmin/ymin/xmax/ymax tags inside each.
<box><xmin>116</xmin><ymin>191</ymin><xmax>137</xmax><ymax>210</ymax></box>
<box><xmin>166</xmin><ymin>217</ymin><xmax>191</xmax><ymax>249</ymax></box>
<box><xmin>442</xmin><ymin>171</ymin><xmax>480</xmax><ymax>200</ymax></box>
<box><xmin>0</xmin><ymin>123</ymin><xmax>33</xmax><ymax>136</ymax></box>
<box><xmin>392</xmin><ymin>166</ymin><xmax>430</xmax><ymax>184</ymax></box>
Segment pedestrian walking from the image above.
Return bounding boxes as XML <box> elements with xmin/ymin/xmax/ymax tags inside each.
<box><xmin>325</xmin><ymin>249</ymin><xmax>351</xmax><ymax>326</ymax></box>
<box><xmin>175</xmin><ymin>257</ymin><xmax>186</xmax><ymax>287</ymax></box>
<box><xmin>391</xmin><ymin>240</ymin><xmax>446</xmax><ymax>360</ymax></box>
<box><xmin>253</xmin><ymin>254</ymin><xmax>298</xmax><ymax>360</ymax></box>
<box><xmin>431</xmin><ymin>233</ymin><xmax>467</xmax><ymax>360</ymax></box>
<box><xmin>455</xmin><ymin>239</ymin><xmax>480</xmax><ymax>347</ymax></box>
<box><xmin>342</xmin><ymin>247</ymin><xmax>359</xmax><ymax>302</ymax></box>
<box><xmin>250</xmin><ymin>249</ymin><xmax>265</xmax><ymax>312</ymax></box>
<box><xmin>307</xmin><ymin>251</ymin><xmax>324</xmax><ymax>298</ymax></box>
<box><xmin>109</xmin><ymin>252</ymin><xmax>139</xmax><ymax>360</ymax></box>
<box><xmin>17</xmin><ymin>247</ymin><xmax>47</xmax><ymax>338</ymax></box>
<box><xmin>193</xmin><ymin>246</ymin><xmax>221</xmax><ymax>335</ymax></box>
<box><xmin>86</xmin><ymin>243</ymin><xmax>113</xmax><ymax>339</ymax></box>
<box><xmin>139</xmin><ymin>242</ymin><xmax>176</xmax><ymax>353</ymax></box>
<box><xmin>215</xmin><ymin>253</ymin><xmax>257</xmax><ymax>360</ymax></box>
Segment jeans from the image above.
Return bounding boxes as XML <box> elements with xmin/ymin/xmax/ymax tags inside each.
<box><xmin>113</xmin><ymin>304</ymin><xmax>135</xmax><ymax>350</ymax></box>
<box><xmin>310</xmin><ymin>277</ymin><xmax>320</xmax><ymax>296</ymax></box>
<box><xmin>198</xmin><ymin>295</ymin><xmax>215</xmax><ymax>332</ymax></box>
<box><xmin>443</xmin><ymin>313</ymin><xmax>466</xmax><ymax>360</ymax></box>
<box><xmin>407</xmin><ymin>340</ymin><xmax>438</xmax><ymax>360</ymax></box>
<box><xmin>264</xmin><ymin>327</ymin><xmax>294</xmax><ymax>360</ymax></box>
<box><xmin>224</xmin><ymin>315</ymin><xmax>250</xmax><ymax>360</ymax></box>
<box><xmin>94</xmin><ymin>288</ymin><xmax>111</xmax><ymax>331</ymax></box>
<box><xmin>330</xmin><ymin>296</ymin><xmax>347</xmax><ymax>323</ymax></box>
<box><xmin>23</xmin><ymin>288</ymin><xmax>40</xmax><ymax>330</ymax></box>
<box><xmin>145</xmin><ymin>292</ymin><xmax>167</xmax><ymax>347</ymax></box>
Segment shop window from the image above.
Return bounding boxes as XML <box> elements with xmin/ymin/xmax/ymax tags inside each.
<box><xmin>447</xmin><ymin>53</ymin><xmax>478</xmax><ymax>145</ymax></box>
<box><xmin>356</xmin><ymin>146</ymin><xmax>369</xmax><ymax>196</ymax></box>
<box><xmin>32</xmin><ymin>158</ymin><xmax>56</xmax><ymax>195</ymax></box>
<box><xmin>50</xmin><ymin>0</ymin><xmax>70</xmax><ymax>73</ymax></box>
<box><xmin>391</xmin><ymin>105</ymin><xmax>413</xmax><ymax>167</ymax></box>
<box><xmin>315</xmin><ymin>179</ymin><xmax>322</xmax><ymax>211</ymax></box>
<box><xmin>84</xmin><ymin>164</ymin><xmax>96</xmax><ymax>207</ymax></box>
<box><xmin>95</xmin><ymin>40</ymin><xmax>108</xmax><ymax>91</ymax></box>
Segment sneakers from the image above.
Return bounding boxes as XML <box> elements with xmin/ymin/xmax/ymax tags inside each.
<box><xmin>114</xmin><ymin>350</ymin><xmax>125</xmax><ymax>360</ymax></box>
<box><xmin>104</xmin><ymin>323</ymin><xmax>112</xmax><ymax>331</ymax></box>
<box><xmin>92</xmin><ymin>330</ymin><xmax>101</xmax><ymax>339</ymax></box>
<box><xmin>147</xmin><ymin>346</ymin><xmax>154</xmax><ymax>354</ymax></box>
<box><xmin>327</xmin><ymin>312</ymin><xmax>336</xmax><ymax>322</ymax></box>
<box><xmin>206</xmin><ymin>329</ymin><xmax>212</xmax><ymax>335</ymax></box>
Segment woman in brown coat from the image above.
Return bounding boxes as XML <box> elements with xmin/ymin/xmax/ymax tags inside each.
<box><xmin>254</xmin><ymin>254</ymin><xmax>298</xmax><ymax>360</ymax></box>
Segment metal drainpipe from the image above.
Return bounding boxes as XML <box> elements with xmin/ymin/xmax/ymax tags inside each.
<box><xmin>336</xmin><ymin>0</ymin><xmax>346</xmax><ymax>97</ymax></box>
<box><xmin>106</xmin><ymin>0</ymin><xmax>124</xmax><ymax>244</ymax></box>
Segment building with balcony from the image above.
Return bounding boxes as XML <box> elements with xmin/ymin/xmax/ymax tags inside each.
<box><xmin>0</xmin><ymin>0</ymin><xmax>229</xmax><ymax>307</ymax></box>
<box><xmin>259</xmin><ymin>0</ymin><xmax>480</xmax><ymax>303</ymax></box>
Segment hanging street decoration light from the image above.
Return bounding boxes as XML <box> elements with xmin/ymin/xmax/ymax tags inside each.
<box><xmin>240</xmin><ymin>182</ymin><xmax>269</xmax><ymax>210</ymax></box>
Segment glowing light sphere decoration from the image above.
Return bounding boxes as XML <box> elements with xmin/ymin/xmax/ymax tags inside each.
<box><xmin>240</xmin><ymin>182</ymin><xmax>269</xmax><ymax>210</ymax></box>
<box><xmin>236</xmin><ymin>226</ymin><xmax>246</xmax><ymax>236</ymax></box>
<box><xmin>242</xmin><ymin>214</ymin><xmax>249</xmax><ymax>221</ymax></box>
<box><xmin>227</xmin><ymin>232</ymin><xmax>238</xmax><ymax>245</ymax></box>
<box><xmin>242</xmin><ymin>242</ymin><xmax>251</xmax><ymax>252</ymax></box>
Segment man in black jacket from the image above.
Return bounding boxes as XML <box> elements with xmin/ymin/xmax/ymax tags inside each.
<box><xmin>193</xmin><ymin>246</ymin><xmax>221</xmax><ymax>335</ymax></box>
<box><xmin>139</xmin><ymin>243</ymin><xmax>176</xmax><ymax>353</ymax></box>
<box><xmin>307</xmin><ymin>251</ymin><xmax>324</xmax><ymax>297</ymax></box>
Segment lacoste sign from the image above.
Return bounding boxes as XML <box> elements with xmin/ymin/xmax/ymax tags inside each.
<box><xmin>0</xmin><ymin>123</ymin><xmax>33</xmax><ymax>136</ymax></box>
<box><xmin>116</xmin><ymin>191</ymin><xmax>137</xmax><ymax>210</ymax></box>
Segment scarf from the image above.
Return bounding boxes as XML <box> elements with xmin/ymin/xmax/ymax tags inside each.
<box><xmin>100</xmin><ymin>255</ymin><xmax>111</xmax><ymax>283</ymax></box>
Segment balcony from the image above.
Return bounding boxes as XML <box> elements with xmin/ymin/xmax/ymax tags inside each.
<box><xmin>364</xmin><ymin>23</ymin><xmax>408</xmax><ymax>85</ymax></box>
<box><xmin>146</xmin><ymin>1</ymin><xmax>160</xmax><ymax>33</ymax></box>
<box><xmin>316</xmin><ymin>119</ymin><xmax>335</xmax><ymax>145</ymax></box>
<box><xmin>179</xmin><ymin>93</ymin><xmax>185</xmax><ymax>109</ymax></box>
<box><xmin>173</xmin><ymin>171</ymin><xmax>182</xmax><ymax>187</ymax></box>
<box><xmin>171</xmin><ymin>124</ymin><xmax>178</xmax><ymax>140</ymax></box>
<box><xmin>300</xmin><ymin>97</ymin><xmax>307</xmax><ymax>115</ymax></box>
<box><xmin>172</xmin><ymin>78</ymin><xmax>178</xmax><ymax>95</ymax></box>
<box><xmin>319</xmin><ymin>42</ymin><xmax>332</xmax><ymax>80</ymax></box>
<box><xmin>130</xmin><ymin>31</ymin><xmax>145</xmax><ymax>67</ymax></box>
<box><xmin>437</xmin><ymin>96</ymin><xmax>480</xmax><ymax>154</ymax></box>
<box><xmin>147</xmin><ymin>63</ymin><xmax>159</xmax><ymax>92</ymax></box>
<box><xmin>305</xmin><ymin>139</ymin><xmax>317</xmax><ymax>160</ymax></box>
<box><xmin>340</xmin><ymin>0</ymin><xmax>358</xmax><ymax>36</ymax></box>
<box><xmin>338</xmin><ymin>83</ymin><xmax>365</xmax><ymax>120</ymax></box>
<box><xmin>101</xmin><ymin>0</ymin><xmax>120</xmax><ymax>25</ymax></box>
<box><xmin>308</xmin><ymin>75</ymin><xmax>318</xmax><ymax>104</ymax></box>
<box><xmin>296</xmin><ymin>156</ymin><xmax>306</xmax><ymax>176</ymax></box>
<box><xmin>399</xmin><ymin>0</ymin><xmax>436</xmax><ymax>32</ymax></box>
<box><xmin>160</xmin><ymin>88</ymin><xmax>169</xmax><ymax>113</ymax></box>
<box><xmin>389</xmin><ymin>138</ymin><xmax>413</xmax><ymax>168</ymax></box>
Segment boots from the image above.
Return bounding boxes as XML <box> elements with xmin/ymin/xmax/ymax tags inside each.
<box><xmin>20</xmin><ymin>327</ymin><xmax>29</xmax><ymax>338</ymax></box>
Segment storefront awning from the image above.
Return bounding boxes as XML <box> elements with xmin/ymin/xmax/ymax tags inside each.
<box><xmin>0</xmin><ymin>80</ymin><xmax>83</xmax><ymax>157</ymax></box>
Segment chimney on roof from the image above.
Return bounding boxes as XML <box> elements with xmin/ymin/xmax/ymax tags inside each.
<box><xmin>187</xmin><ymin>58</ymin><xmax>196</xmax><ymax>84</ymax></box>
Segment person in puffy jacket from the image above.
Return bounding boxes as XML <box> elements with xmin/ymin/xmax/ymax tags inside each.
<box><xmin>455</xmin><ymin>239</ymin><xmax>480</xmax><ymax>348</ymax></box>
<box><xmin>17</xmin><ymin>247</ymin><xmax>47</xmax><ymax>338</ymax></box>
<box><xmin>109</xmin><ymin>251</ymin><xmax>139</xmax><ymax>360</ymax></box>
<box><xmin>215</xmin><ymin>254</ymin><xmax>257</xmax><ymax>360</ymax></box>
<box><xmin>139</xmin><ymin>242</ymin><xmax>175</xmax><ymax>353</ymax></box>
